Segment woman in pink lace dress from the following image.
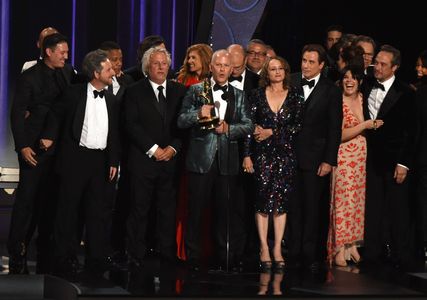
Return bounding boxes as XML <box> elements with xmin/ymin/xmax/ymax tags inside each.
<box><xmin>327</xmin><ymin>65</ymin><xmax>383</xmax><ymax>266</ymax></box>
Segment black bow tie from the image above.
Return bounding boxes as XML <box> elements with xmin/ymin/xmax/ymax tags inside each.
<box><xmin>93</xmin><ymin>90</ymin><xmax>105</xmax><ymax>98</ymax></box>
<box><xmin>213</xmin><ymin>84</ymin><xmax>228</xmax><ymax>92</ymax></box>
<box><xmin>373</xmin><ymin>81</ymin><xmax>385</xmax><ymax>91</ymax></box>
<box><xmin>301</xmin><ymin>78</ymin><xmax>315</xmax><ymax>88</ymax></box>
<box><xmin>229</xmin><ymin>75</ymin><xmax>243</xmax><ymax>82</ymax></box>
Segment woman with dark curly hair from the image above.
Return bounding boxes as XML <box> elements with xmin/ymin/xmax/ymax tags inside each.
<box><xmin>243</xmin><ymin>56</ymin><xmax>304</xmax><ymax>273</ymax></box>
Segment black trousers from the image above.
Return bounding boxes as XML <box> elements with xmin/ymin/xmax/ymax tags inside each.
<box><xmin>8</xmin><ymin>152</ymin><xmax>57</xmax><ymax>262</ymax></box>
<box><xmin>126</xmin><ymin>165</ymin><xmax>177</xmax><ymax>262</ymax></box>
<box><xmin>415</xmin><ymin>166</ymin><xmax>427</xmax><ymax>243</ymax></box>
<box><xmin>288</xmin><ymin>168</ymin><xmax>330</xmax><ymax>264</ymax></box>
<box><xmin>54</xmin><ymin>147</ymin><xmax>113</xmax><ymax>262</ymax></box>
<box><xmin>364</xmin><ymin>163</ymin><xmax>412</xmax><ymax>263</ymax></box>
<box><xmin>185</xmin><ymin>156</ymin><xmax>243</xmax><ymax>264</ymax></box>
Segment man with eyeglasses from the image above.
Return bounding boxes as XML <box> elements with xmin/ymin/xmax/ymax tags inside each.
<box><xmin>246</xmin><ymin>39</ymin><xmax>268</xmax><ymax>75</ymax></box>
<box><xmin>353</xmin><ymin>35</ymin><xmax>376</xmax><ymax>78</ymax></box>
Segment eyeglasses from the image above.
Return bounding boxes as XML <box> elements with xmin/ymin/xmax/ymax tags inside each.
<box><xmin>247</xmin><ymin>51</ymin><xmax>267</xmax><ymax>57</ymax></box>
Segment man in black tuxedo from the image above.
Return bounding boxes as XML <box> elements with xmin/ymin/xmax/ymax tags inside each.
<box><xmin>99</xmin><ymin>41</ymin><xmax>134</xmax><ymax>101</ymax></box>
<box><xmin>99</xmin><ymin>40</ymin><xmax>134</xmax><ymax>262</ymax></box>
<box><xmin>289</xmin><ymin>44</ymin><xmax>342</xmax><ymax>270</ymax></box>
<box><xmin>415</xmin><ymin>84</ymin><xmax>427</xmax><ymax>259</ymax></box>
<box><xmin>9</xmin><ymin>33</ymin><xmax>74</xmax><ymax>274</ymax></box>
<box><xmin>123</xmin><ymin>47</ymin><xmax>187</xmax><ymax>266</ymax></box>
<box><xmin>227</xmin><ymin>43</ymin><xmax>260</xmax><ymax>269</ymax></box>
<box><xmin>178</xmin><ymin>49</ymin><xmax>253</xmax><ymax>271</ymax></box>
<box><xmin>362</xmin><ymin>45</ymin><xmax>416</xmax><ymax>268</ymax></box>
<box><xmin>227</xmin><ymin>44</ymin><xmax>260</xmax><ymax>94</ymax></box>
<box><xmin>45</xmin><ymin>49</ymin><xmax>119</xmax><ymax>275</ymax></box>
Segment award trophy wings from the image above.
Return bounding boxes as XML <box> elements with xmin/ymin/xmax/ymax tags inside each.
<box><xmin>198</xmin><ymin>78</ymin><xmax>220</xmax><ymax>130</ymax></box>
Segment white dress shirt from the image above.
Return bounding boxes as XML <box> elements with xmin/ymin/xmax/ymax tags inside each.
<box><xmin>302</xmin><ymin>73</ymin><xmax>321</xmax><ymax>100</ymax></box>
<box><xmin>228</xmin><ymin>70</ymin><xmax>246</xmax><ymax>91</ymax></box>
<box><xmin>111</xmin><ymin>76</ymin><xmax>121</xmax><ymax>95</ymax></box>
<box><xmin>79</xmin><ymin>83</ymin><xmax>109</xmax><ymax>150</ymax></box>
<box><xmin>368</xmin><ymin>75</ymin><xmax>395</xmax><ymax>120</ymax></box>
<box><xmin>211</xmin><ymin>78</ymin><xmax>228</xmax><ymax>121</ymax></box>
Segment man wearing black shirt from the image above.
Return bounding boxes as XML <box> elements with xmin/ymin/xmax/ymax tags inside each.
<box><xmin>9</xmin><ymin>33</ymin><xmax>74</xmax><ymax>274</ymax></box>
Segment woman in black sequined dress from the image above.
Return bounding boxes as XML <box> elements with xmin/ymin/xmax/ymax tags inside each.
<box><xmin>243</xmin><ymin>57</ymin><xmax>304</xmax><ymax>272</ymax></box>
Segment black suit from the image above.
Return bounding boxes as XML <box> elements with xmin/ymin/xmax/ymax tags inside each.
<box><xmin>47</xmin><ymin>83</ymin><xmax>120</xmax><ymax>265</ymax></box>
<box><xmin>231</xmin><ymin>68</ymin><xmax>260</xmax><ymax>265</ymax></box>
<box><xmin>415</xmin><ymin>85</ymin><xmax>427</xmax><ymax>246</ymax></box>
<box><xmin>123</xmin><ymin>78</ymin><xmax>186</xmax><ymax>262</ymax></box>
<box><xmin>362</xmin><ymin>77</ymin><xmax>416</xmax><ymax>265</ymax></box>
<box><xmin>8</xmin><ymin>61</ymin><xmax>74</xmax><ymax>272</ymax></box>
<box><xmin>288</xmin><ymin>73</ymin><xmax>342</xmax><ymax>265</ymax></box>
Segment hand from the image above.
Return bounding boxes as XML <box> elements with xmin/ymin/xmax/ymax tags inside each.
<box><xmin>198</xmin><ymin>104</ymin><xmax>213</xmax><ymax>119</ymax></box>
<box><xmin>394</xmin><ymin>165</ymin><xmax>408</xmax><ymax>184</ymax></box>
<box><xmin>253</xmin><ymin>125</ymin><xmax>272</xmax><ymax>142</ymax></box>
<box><xmin>317</xmin><ymin>162</ymin><xmax>332</xmax><ymax>177</ymax></box>
<box><xmin>242</xmin><ymin>156</ymin><xmax>254</xmax><ymax>173</ymax></box>
<box><xmin>364</xmin><ymin>119</ymin><xmax>384</xmax><ymax>130</ymax></box>
<box><xmin>109</xmin><ymin>167</ymin><xmax>117</xmax><ymax>181</ymax></box>
<box><xmin>153</xmin><ymin>147</ymin><xmax>166</xmax><ymax>161</ymax></box>
<box><xmin>20</xmin><ymin>147</ymin><xmax>37</xmax><ymax>166</ymax></box>
<box><xmin>39</xmin><ymin>139</ymin><xmax>53</xmax><ymax>151</ymax></box>
<box><xmin>215</xmin><ymin>121</ymin><xmax>229</xmax><ymax>135</ymax></box>
<box><xmin>157</xmin><ymin>146</ymin><xmax>176</xmax><ymax>161</ymax></box>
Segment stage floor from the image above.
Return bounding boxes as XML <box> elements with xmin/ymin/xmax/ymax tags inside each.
<box><xmin>1</xmin><ymin>251</ymin><xmax>427</xmax><ymax>298</ymax></box>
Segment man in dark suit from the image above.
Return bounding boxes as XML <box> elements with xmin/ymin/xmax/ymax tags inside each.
<box><xmin>99</xmin><ymin>40</ymin><xmax>134</xmax><ymax>262</ymax></box>
<box><xmin>9</xmin><ymin>33</ymin><xmax>74</xmax><ymax>274</ymax></box>
<box><xmin>178</xmin><ymin>49</ymin><xmax>253</xmax><ymax>271</ymax></box>
<box><xmin>45</xmin><ymin>49</ymin><xmax>119</xmax><ymax>275</ymax></box>
<box><xmin>289</xmin><ymin>44</ymin><xmax>342</xmax><ymax>271</ymax></box>
<box><xmin>362</xmin><ymin>45</ymin><xmax>416</xmax><ymax>269</ymax></box>
<box><xmin>123</xmin><ymin>47</ymin><xmax>186</xmax><ymax>267</ymax></box>
<box><xmin>99</xmin><ymin>41</ymin><xmax>134</xmax><ymax>101</ymax></box>
<box><xmin>227</xmin><ymin>44</ymin><xmax>260</xmax><ymax>94</ymax></box>
<box><xmin>415</xmin><ymin>84</ymin><xmax>427</xmax><ymax>261</ymax></box>
<box><xmin>227</xmin><ymin>43</ymin><xmax>260</xmax><ymax>269</ymax></box>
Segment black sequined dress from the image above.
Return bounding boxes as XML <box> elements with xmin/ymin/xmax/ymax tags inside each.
<box><xmin>244</xmin><ymin>87</ymin><xmax>304</xmax><ymax>214</ymax></box>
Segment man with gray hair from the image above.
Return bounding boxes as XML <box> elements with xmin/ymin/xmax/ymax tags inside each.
<box><xmin>123</xmin><ymin>47</ymin><xmax>187</xmax><ymax>268</ymax></box>
<box><xmin>46</xmin><ymin>49</ymin><xmax>120</xmax><ymax>276</ymax></box>
<box><xmin>178</xmin><ymin>49</ymin><xmax>253</xmax><ymax>271</ymax></box>
<box><xmin>246</xmin><ymin>39</ymin><xmax>268</xmax><ymax>75</ymax></box>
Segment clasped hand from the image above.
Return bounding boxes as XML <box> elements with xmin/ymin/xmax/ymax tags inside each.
<box><xmin>153</xmin><ymin>146</ymin><xmax>175</xmax><ymax>161</ymax></box>
<box><xmin>253</xmin><ymin>125</ymin><xmax>272</xmax><ymax>142</ymax></box>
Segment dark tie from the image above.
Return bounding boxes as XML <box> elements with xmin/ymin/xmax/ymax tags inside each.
<box><xmin>157</xmin><ymin>86</ymin><xmax>166</xmax><ymax>116</ymax></box>
<box><xmin>93</xmin><ymin>90</ymin><xmax>105</xmax><ymax>98</ymax></box>
<box><xmin>301</xmin><ymin>78</ymin><xmax>315</xmax><ymax>88</ymax></box>
<box><xmin>373</xmin><ymin>81</ymin><xmax>385</xmax><ymax>91</ymax></box>
<box><xmin>213</xmin><ymin>83</ymin><xmax>228</xmax><ymax>92</ymax></box>
<box><xmin>229</xmin><ymin>75</ymin><xmax>243</xmax><ymax>82</ymax></box>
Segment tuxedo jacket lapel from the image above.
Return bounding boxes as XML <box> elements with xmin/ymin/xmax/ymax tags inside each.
<box><xmin>72</xmin><ymin>85</ymin><xmax>87</xmax><ymax>140</ymax></box>
<box><xmin>304</xmin><ymin>78</ymin><xmax>328</xmax><ymax>111</ymax></box>
<box><xmin>377</xmin><ymin>84</ymin><xmax>400</xmax><ymax>118</ymax></box>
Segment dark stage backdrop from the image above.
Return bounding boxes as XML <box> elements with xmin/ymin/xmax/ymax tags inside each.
<box><xmin>2</xmin><ymin>0</ymin><xmax>427</xmax><ymax>168</ymax></box>
<box><xmin>254</xmin><ymin>0</ymin><xmax>427</xmax><ymax>84</ymax></box>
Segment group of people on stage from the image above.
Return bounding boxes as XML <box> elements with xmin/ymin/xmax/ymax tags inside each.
<box><xmin>7</xmin><ymin>24</ymin><xmax>427</xmax><ymax>278</ymax></box>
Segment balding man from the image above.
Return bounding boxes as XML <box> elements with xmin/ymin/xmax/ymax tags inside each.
<box><xmin>178</xmin><ymin>49</ymin><xmax>253</xmax><ymax>271</ymax></box>
<box><xmin>22</xmin><ymin>27</ymin><xmax>59</xmax><ymax>72</ymax></box>
<box><xmin>227</xmin><ymin>44</ymin><xmax>259</xmax><ymax>93</ymax></box>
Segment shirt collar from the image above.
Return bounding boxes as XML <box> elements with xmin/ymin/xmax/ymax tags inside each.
<box><xmin>149</xmin><ymin>79</ymin><xmax>167</xmax><ymax>91</ymax></box>
<box><xmin>378</xmin><ymin>75</ymin><xmax>395</xmax><ymax>92</ymax></box>
<box><xmin>210</xmin><ymin>77</ymin><xmax>228</xmax><ymax>88</ymax></box>
<box><xmin>302</xmin><ymin>72</ymin><xmax>321</xmax><ymax>87</ymax></box>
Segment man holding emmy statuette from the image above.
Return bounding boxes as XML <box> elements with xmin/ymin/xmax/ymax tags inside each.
<box><xmin>178</xmin><ymin>49</ymin><xmax>253</xmax><ymax>272</ymax></box>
